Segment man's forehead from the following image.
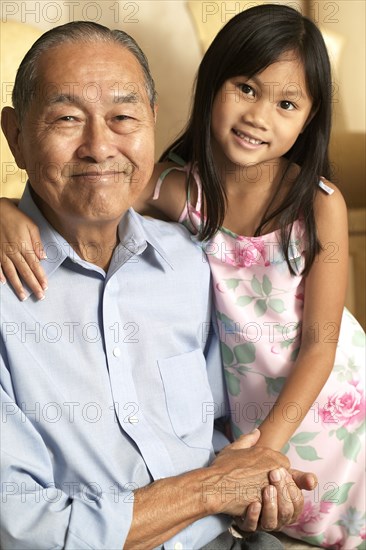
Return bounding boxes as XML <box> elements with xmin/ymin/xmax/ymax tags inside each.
<box><xmin>33</xmin><ymin>41</ymin><xmax>149</xmax><ymax>106</ymax></box>
<box><xmin>43</xmin><ymin>89</ymin><xmax>143</xmax><ymax>107</ymax></box>
<box><xmin>37</xmin><ymin>40</ymin><xmax>145</xmax><ymax>86</ymax></box>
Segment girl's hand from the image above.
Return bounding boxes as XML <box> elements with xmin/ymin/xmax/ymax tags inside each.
<box><xmin>0</xmin><ymin>198</ymin><xmax>47</xmax><ymax>301</ymax></box>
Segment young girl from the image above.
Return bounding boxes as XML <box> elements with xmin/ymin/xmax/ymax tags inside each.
<box><xmin>1</xmin><ymin>5</ymin><xmax>365</xmax><ymax>548</ymax></box>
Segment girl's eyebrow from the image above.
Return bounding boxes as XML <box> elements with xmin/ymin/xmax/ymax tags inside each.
<box><xmin>245</xmin><ymin>75</ymin><xmax>309</xmax><ymax>100</ymax></box>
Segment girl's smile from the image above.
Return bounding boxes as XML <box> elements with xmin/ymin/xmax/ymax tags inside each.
<box><xmin>232</xmin><ymin>128</ymin><xmax>267</xmax><ymax>148</ymax></box>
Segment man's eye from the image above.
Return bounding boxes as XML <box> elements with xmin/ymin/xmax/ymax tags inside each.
<box><xmin>280</xmin><ymin>101</ymin><xmax>295</xmax><ymax>111</ymax></box>
<box><xmin>115</xmin><ymin>115</ymin><xmax>133</xmax><ymax>121</ymax></box>
<box><xmin>58</xmin><ymin>116</ymin><xmax>76</xmax><ymax>122</ymax></box>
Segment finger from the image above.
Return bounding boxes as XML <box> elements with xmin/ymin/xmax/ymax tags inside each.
<box><xmin>29</xmin><ymin>228</ymin><xmax>47</xmax><ymax>261</ymax></box>
<box><xmin>229</xmin><ymin>429</ymin><xmax>261</xmax><ymax>450</ymax></box>
<box><xmin>282</xmin><ymin>470</ymin><xmax>304</xmax><ymax>524</ymax></box>
<box><xmin>269</xmin><ymin>468</ymin><xmax>295</xmax><ymax>527</ymax></box>
<box><xmin>1</xmin><ymin>253</ymin><xmax>46</xmax><ymax>301</ymax></box>
<box><xmin>0</xmin><ymin>260</ymin><xmax>28</xmax><ymax>301</ymax></box>
<box><xmin>260</xmin><ymin>485</ymin><xmax>278</xmax><ymax>531</ymax></box>
<box><xmin>20</xmin><ymin>252</ymin><xmax>48</xmax><ymax>291</ymax></box>
<box><xmin>0</xmin><ymin>265</ymin><xmax>6</xmax><ymax>284</ymax></box>
<box><xmin>235</xmin><ymin>501</ymin><xmax>262</xmax><ymax>532</ymax></box>
<box><xmin>291</xmin><ymin>469</ymin><xmax>318</xmax><ymax>492</ymax></box>
<box><xmin>15</xmin><ymin>233</ymin><xmax>48</xmax><ymax>290</ymax></box>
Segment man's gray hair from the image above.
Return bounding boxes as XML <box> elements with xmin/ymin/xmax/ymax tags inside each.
<box><xmin>12</xmin><ymin>20</ymin><xmax>157</xmax><ymax>121</ymax></box>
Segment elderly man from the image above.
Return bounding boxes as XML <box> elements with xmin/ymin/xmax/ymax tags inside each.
<box><xmin>0</xmin><ymin>22</ymin><xmax>314</xmax><ymax>549</ymax></box>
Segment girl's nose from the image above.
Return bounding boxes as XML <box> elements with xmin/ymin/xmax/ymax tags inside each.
<box><xmin>242</xmin><ymin>99</ymin><xmax>270</xmax><ymax>132</ymax></box>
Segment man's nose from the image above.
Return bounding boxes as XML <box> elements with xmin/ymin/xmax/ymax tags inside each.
<box><xmin>77</xmin><ymin>120</ymin><xmax>119</xmax><ymax>163</ymax></box>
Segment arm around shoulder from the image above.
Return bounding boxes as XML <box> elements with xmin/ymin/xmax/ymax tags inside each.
<box><xmin>132</xmin><ymin>162</ymin><xmax>189</xmax><ymax>222</ymax></box>
<box><xmin>0</xmin><ymin>197</ymin><xmax>47</xmax><ymax>300</ymax></box>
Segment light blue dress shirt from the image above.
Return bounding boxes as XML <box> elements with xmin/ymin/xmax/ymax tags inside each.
<box><xmin>0</xmin><ymin>186</ymin><xmax>231</xmax><ymax>549</ymax></box>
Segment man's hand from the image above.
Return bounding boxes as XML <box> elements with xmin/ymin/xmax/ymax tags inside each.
<box><xmin>124</xmin><ymin>429</ymin><xmax>317</xmax><ymax>549</ymax></box>
<box><xmin>205</xmin><ymin>429</ymin><xmax>317</xmax><ymax>530</ymax></box>
<box><xmin>233</xmin><ymin>461</ymin><xmax>318</xmax><ymax>533</ymax></box>
<box><xmin>204</xmin><ymin>429</ymin><xmax>289</xmax><ymax>517</ymax></box>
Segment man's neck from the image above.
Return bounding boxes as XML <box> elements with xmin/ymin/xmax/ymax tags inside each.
<box><xmin>31</xmin><ymin>188</ymin><xmax>122</xmax><ymax>271</ymax></box>
<box><xmin>60</xmin><ymin>223</ymin><xmax>119</xmax><ymax>271</ymax></box>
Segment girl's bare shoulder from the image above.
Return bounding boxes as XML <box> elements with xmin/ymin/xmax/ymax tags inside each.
<box><xmin>315</xmin><ymin>178</ymin><xmax>347</xmax><ymax>215</ymax></box>
<box><xmin>315</xmin><ymin>179</ymin><xmax>348</xmax><ymax>241</ymax></box>
<box><xmin>134</xmin><ymin>162</ymin><xmax>189</xmax><ymax>221</ymax></box>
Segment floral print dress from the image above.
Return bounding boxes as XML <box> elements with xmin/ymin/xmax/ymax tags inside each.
<box><xmin>154</xmin><ymin>163</ymin><xmax>366</xmax><ymax>549</ymax></box>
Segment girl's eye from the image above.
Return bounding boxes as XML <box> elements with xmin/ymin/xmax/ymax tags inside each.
<box><xmin>238</xmin><ymin>84</ymin><xmax>255</xmax><ymax>97</ymax></box>
<box><xmin>280</xmin><ymin>101</ymin><xmax>295</xmax><ymax>111</ymax></box>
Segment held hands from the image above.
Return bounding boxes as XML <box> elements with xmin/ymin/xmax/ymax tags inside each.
<box><xmin>0</xmin><ymin>198</ymin><xmax>47</xmax><ymax>300</ymax></box>
<box><xmin>207</xmin><ymin>429</ymin><xmax>317</xmax><ymax>532</ymax></box>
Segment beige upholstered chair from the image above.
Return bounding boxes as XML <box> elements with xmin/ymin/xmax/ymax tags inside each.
<box><xmin>0</xmin><ymin>21</ymin><xmax>42</xmax><ymax>198</ymax></box>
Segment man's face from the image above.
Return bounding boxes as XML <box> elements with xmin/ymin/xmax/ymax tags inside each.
<box><xmin>13</xmin><ymin>41</ymin><xmax>156</xmax><ymax>228</ymax></box>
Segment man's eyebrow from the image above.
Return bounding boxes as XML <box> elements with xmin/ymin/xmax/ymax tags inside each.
<box><xmin>45</xmin><ymin>92</ymin><xmax>141</xmax><ymax>107</ymax></box>
<box><xmin>46</xmin><ymin>94</ymin><xmax>84</xmax><ymax>107</ymax></box>
<box><xmin>113</xmin><ymin>92</ymin><xmax>140</xmax><ymax>104</ymax></box>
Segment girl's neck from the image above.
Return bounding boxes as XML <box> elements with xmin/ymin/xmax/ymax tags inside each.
<box><xmin>220</xmin><ymin>157</ymin><xmax>289</xmax><ymax>195</ymax></box>
<box><xmin>219</xmin><ymin>158</ymin><xmax>297</xmax><ymax>237</ymax></box>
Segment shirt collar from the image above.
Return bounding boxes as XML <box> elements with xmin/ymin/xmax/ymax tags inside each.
<box><xmin>18</xmin><ymin>184</ymin><xmax>174</xmax><ymax>296</ymax></box>
<box><xmin>121</xmin><ymin>209</ymin><xmax>174</xmax><ymax>270</ymax></box>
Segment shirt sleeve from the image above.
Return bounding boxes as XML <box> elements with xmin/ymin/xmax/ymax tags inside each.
<box><xmin>0</xmin><ymin>362</ymin><xmax>134</xmax><ymax>549</ymax></box>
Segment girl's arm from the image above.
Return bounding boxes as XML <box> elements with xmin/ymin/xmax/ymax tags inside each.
<box><xmin>257</xmin><ymin>184</ymin><xmax>349</xmax><ymax>451</ymax></box>
<box><xmin>0</xmin><ymin>197</ymin><xmax>48</xmax><ymax>300</ymax></box>
<box><xmin>0</xmin><ymin>163</ymin><xmax>188</xmax><ymax>299</ymax></box>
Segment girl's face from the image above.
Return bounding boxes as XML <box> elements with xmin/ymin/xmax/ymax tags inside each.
<box><xmin>211</xmin><ymin>51</ymin><xmax>313</xmax><ymax>175</ymax></box>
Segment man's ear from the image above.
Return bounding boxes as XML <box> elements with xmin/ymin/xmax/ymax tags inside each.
<box><xmin>1</xmin><ymin>107</ymin><xmax>26</xmax><ymax>169</ymax></box>
<box><xmin>153</xmin><ymin>103</ymin><xmax>158</xmax><ymax>124</ymax></box>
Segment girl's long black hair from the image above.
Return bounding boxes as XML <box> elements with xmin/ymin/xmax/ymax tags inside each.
<box><xmin>160</xmin><ymin>4</ymin><xmax>333</xmax><ymax>275</ymax></box>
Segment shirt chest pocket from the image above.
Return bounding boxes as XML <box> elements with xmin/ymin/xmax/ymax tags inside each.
<box><xmin>158</xmin><ymin>349</ymin><xmax>215</xmax><ymax>449</ymax></box>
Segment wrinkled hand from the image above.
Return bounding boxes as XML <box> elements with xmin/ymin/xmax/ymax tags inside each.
<box><xmin>0</xmin><ymin>198</ymin><xmax>47</xmax><ymax>300</ymax></box>
<box><xmin>205</xmin><ymin>430</ymin><xmax>290</xmax><ymax>517</ymax></box>
<box><xmin>234</xmin><ymin>467</ymin><xmax>318</xmax><ymax>533</ymax></box>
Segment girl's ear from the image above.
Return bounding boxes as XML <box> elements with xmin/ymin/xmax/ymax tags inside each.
<box><xmin>301</xmin><ymin>107</ymin><xmax>317</xmax><ymax>133</ymax></box>
<box><xmin>1</xmin><ymin>107</ymin><xmax>26</xmax><ymax>169</ymax></box>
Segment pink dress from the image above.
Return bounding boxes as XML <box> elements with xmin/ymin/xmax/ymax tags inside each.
<box><xmin>155</xmin><ymin>164</ymin><xmax>366</xmax><ymax>549</ymax></box>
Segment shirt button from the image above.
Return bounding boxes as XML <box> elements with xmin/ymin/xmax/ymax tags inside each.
<box><xmin>174</xmin><ymin>543</ymin><xmax>183</xmax><ymax>550</ymax></box>
<box><xmin>113</xmin><ymin>347</ymin><xmax>121</xmax><ymax>357</ymax></box>
<box><xmin>128</xmin><ymin>416</ymin><xmax>139</xmax><ymax>424</ymax></box>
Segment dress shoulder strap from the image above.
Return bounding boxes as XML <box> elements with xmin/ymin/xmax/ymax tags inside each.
<box><xmin>152</xmin><ymin>155</ymin><xmax>202</xmax><ymax>213</ymax></box>
<box><xmin>152</xmin><ymin>165</ymin><xmax>186</xmax><ymax>201</ymax></box>
<box><xmin>318</xmin><ymin>180</ymin><xmax>335</xmax><ymax>195</ymax></box>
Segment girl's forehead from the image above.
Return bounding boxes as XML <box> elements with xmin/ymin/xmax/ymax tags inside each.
<box><xmin>247</xmin><ymin>51</ymin><xmax>305</xmax><ymax>78</ymax></box>
<box><xmin>229</xmin><ymin>53</ymin><xmax>308</xmax><ymax>90</ymax></box>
